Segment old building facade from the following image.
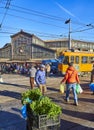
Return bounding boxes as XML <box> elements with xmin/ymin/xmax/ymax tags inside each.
<box><xmin>45</xmin><ymin>39</ymin><xmax>94</xmax><ymax>56</ymax></box>
<box><xmin>0</xmin><ymin>30</ymin><xmax>94</xmax><ymax>61</ymax></box>
<box><xmin>0</xmin><ymin>43</ymin><xmax>11</xmax><ymax>60</ymax></box>
<box><xmin>0</xmin><ymin>30</ymin><xmax>56</xmax><ymax>61</ymax></box>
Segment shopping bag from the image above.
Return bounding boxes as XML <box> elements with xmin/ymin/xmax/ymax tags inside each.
<box><xmin>89</xmin><ymin>83</ymin><xmax>94</xmax><ymax>91</ymax></box>
<box><xmin>21</xmin><ymin>104</ymin><xmax>27</xmax><ymax>120</ymax></box>
<box><xmin>0</xmin><ymin>76</ymin><xmax>3</xmax><ymax>83</ymax></box>
<box><xmin>59</xmin><ymin>84</ymin><xmax>65</xmax><ymax>93</ymax></box>
<box><xmin>76</xmin><ymin>84</ymin><xmax>83</xmax><ymax>94</ymax></box>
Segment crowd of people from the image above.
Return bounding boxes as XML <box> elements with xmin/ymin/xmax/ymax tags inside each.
<box><xmin>0</xmin><ymin>63</ymin><xmax>33</xmax><ymax>74</ymax></box>
<box><xmin>0</xmin><ymin>62</ymin><xmax>94</xmax><ymax>105</ymax></box>
<box><xmin>0</xmin><ymin>62</ymin><xmax>51</xmax><ymax>95</ymax></box>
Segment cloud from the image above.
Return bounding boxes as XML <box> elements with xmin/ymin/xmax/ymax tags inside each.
<box><xmin>56</xmin><ymin>2</ymin><xmax>75</xmax><ymax>17</ymax></box>
<box><xmin>55</xmin><ymin>2</ymin><xmax>80</xmax><ymax>21</ymax></box>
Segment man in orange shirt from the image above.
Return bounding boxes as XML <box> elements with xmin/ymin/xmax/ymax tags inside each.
<box><xmin>61</xmin><ymin>62</ymin><xmax>80</xmax><ymax>106</ymax></box>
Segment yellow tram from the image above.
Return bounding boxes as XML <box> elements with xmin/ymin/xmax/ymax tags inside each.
<box><xmin>58</xmin><ymin>51</ymin><xmax>94</xmax><ymax>75</ymax></box>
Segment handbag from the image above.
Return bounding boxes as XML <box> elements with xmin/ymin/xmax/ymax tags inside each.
<box><xmin>59</xmin><ymin>84</ymin><xmax>65</xmax><ymax>93</ymax></box>
<box><xmin>76</xmin><ymin>84</ymin><xmax>83</xmax><ymax>94</ymax></box>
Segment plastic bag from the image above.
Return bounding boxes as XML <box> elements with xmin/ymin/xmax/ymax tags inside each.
<box><xmin>89</xmin><ymin>83</ymin><xmax>94</xmax><ymax>91</ymax></box>
<box><xmin>59</xmin><ymin>84</ymin><xmax>64</xmax><ymax>93</ymax></box>
<box><xmin>76</xmin><ymin>84</ymin><xmax>83</xmax><ymax>94</ymax></box>
<box><xmin>21</xmin><ymin>104</ymin><xmax>27</xmax><ymax>119</ymax></box>
<box><xmin>0</xmin><ymin>76</ymin><xmax>3</xmax><ymax>83</ymax></box>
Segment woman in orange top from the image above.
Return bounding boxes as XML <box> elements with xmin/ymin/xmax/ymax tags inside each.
<box><xmin>61</xmin><ymin>62</ymin><xmax>80</xmax><ymax>106</ymax></box>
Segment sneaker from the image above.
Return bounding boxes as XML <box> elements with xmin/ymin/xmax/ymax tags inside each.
<box><xmin>74</xmin><ymin>102</ymin><xmax>78</xmax><ymax>106</ymax></box>
<box><xmin>64</xmin><ymin>98</ymin><xmax>69</xmax><ymax>103</ymax></box>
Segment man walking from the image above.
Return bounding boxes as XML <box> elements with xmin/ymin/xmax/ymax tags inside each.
<box><xmin>35</xmin><ymin>64</ymin><xmax>46</xmax><ymax>95</ymax></box>
<box><xmin>61</xmin><ymin>62</ymin><xmax>80</xmax><ymax>106</ymax></box>
<box><xmin>29</xmin><ymin>64</ymin><xmax>36</xmax><ymax>89</ymax></box>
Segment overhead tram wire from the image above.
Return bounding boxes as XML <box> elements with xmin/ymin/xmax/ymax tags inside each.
<box><xmin>72</xmin><ymin>26</ymin><xmax>94</xmax><ymax>33</ymax></box>
<box><xmin>0</xmin><ymin>0</ymin><xmax>11</xmax><ymax>28</ymax></box>
<box><xmin>0</xmin><ymin>1</ymin><xmax>87</xmax><ymax>27</ymax></box>
<box><xmin>1</xmin><ymin>2</ymin><xmax>93</xmax><ymax>33</ymax></box>
<box><xmin>0</xmin><ymin>12</ymin><xmax>67</xmax><ymax>29</ymax></box>
<box><xmin>1</xmin><ymin>1</ymin><xmax>94</xmax><ymax>39</ymax></box>
<box><xmin>0</xmin><ymin>31</ymin><xmax>63</xmax><ymax>39</ymax></box>
<box><xmin>1</xmin><ymin>25</ymin><xmax>62</xmax><ymax>37</ymax></box>
<box><xmin>0</xmin><ymin>31</ymin><xmax>14</xmax><ymax>34</ymax></box>
<box><xmin>10</xmin><ymin>4</ymin><xmax>87</xmax><ymax>26</ymax></box>
<box><xmin>71</xmin><ymin>23</ymin><xmax>94</xmax><ymax>33</ymax></box>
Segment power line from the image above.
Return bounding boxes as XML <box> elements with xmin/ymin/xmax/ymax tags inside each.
<box><xmin>0</xmin><ymin>1</ymin><xmax>94</xmax><ymax>41</ymax></box>
<box><xmin>0</xmin><ymin>1</ymin><xmax>87</xmax><ymax>26</ymax></box>
<box><xmin>0</xmin><ymin>0</ymin><xmax>11</xmax><ymax>28</ymax></box>
<box><xmin>0</xmin><ymin>30</ymin><xmax>62</xmax><ymax>38</ymax></box>
<box><xmin>0</xmin><ymin>12</ymin><xmax>67</xmax><ymax>29</ymax></box>
<box><xmin>72</xmin><ymin>27</ymin><xmax>94</xmax><ymax>33</ymax></box>
<box><xmin>1</xmin><ymin>1</ymin><xmax>94</xmax><ymax>34</ymax></box>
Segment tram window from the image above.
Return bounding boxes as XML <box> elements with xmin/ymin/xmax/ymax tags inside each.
<box><xmin>63</xmin><ymin>56</ymin><xmax>69</xmax><ymax>64</ymax></box>
<box><xmin>81</xmin><ymin>56</ymin><xmax>88</xmax><ymax>63</ymax></box>
<box><xmin>75</xmin><ymin>56</ymin><xmax>79</xmax><ymax>64</ymax></box>
<box><xmin>70</xmin><ymin>56</ymin><xmax>74</xmax><ymax>63</ymax></box>
<box><xmin>89</xmin><ymin>57</ymin><xmax>94</xmax><ymax>63</ymax></box>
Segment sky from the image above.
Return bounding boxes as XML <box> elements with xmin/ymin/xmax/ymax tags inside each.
<box><xmin>0</xmin><ymin>0</ymin><xmax>94</xmax><ymax>48</ymax></box>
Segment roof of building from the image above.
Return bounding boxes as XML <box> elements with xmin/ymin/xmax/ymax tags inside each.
<box><xmin>11</xmin><ymin>30</ymin><xmax>44</xmax><ymax>42</ymax></box>
<box><xmin>0</xmin><ymin>43</ymin><xmax>11</xmax><ymax>50</ymax></box>
<box><xmin>45</xmin><ymin>38</ymin><xmax>68</xmax><ymax>43</ymax></box>
<box><xmin>45</xmin><ymin>38</ymin><xmax>94</xmax><ymax>44</ymax></box>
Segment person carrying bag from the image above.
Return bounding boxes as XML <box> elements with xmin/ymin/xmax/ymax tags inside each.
<box><xmin>60</xmin><ymin>62</ymin><xmax>80</xmax><ymax>106</ymax></box>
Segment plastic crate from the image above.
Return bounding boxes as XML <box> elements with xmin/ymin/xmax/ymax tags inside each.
<box><xmin>27</xmin><ymin>111</ymin><xmax>60</xmax><ymax>128</ymax></box>
<box><xmin>27</xmin><ymin>122</ymin><xmax>60</xmax><ymax>130</ymax></box>
<box><xmin>26</xmin><ymin>105</ymin><xmax>60</xmax><ymax>129</ymax></box>
<box><xmin>32</xmin><ymin>125</ymin><xmax>60</xmax><ymax>130</ymax></box>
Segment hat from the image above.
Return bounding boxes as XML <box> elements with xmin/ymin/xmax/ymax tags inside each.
<box><xmin>40</xmin><ymin>64</ymin><xmax>45</xmax><ymax>68</ymax></box>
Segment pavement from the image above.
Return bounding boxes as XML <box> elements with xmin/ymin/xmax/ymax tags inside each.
<box><xmin>0</xmin><ymin>74</ymin><xmax>94</xmax><ymax>130</ymax></box>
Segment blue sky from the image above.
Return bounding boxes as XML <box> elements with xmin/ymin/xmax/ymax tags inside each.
<box><xmin>0</xmin><ymin>0</ymin><xmax>94</xmax><ymax>48</ymax></box>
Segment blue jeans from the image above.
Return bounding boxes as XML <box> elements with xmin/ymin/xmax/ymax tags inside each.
<box><xmin>66</xmin><ymin>83</ymin><xmax>78</xmax><ymax>103</ymax></box>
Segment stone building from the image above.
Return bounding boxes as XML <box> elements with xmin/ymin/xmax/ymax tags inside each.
<box><xmin>45</xmin><ymin>39</ymin><xmax>94</xmax><ymax>56</ymax></box>
<box><xmin>0</xmin><ymin>30</ymin><xmax>94</xmax><ymax>61</ymax></box>
<box><xmin>0</xmin><ymin>43</ymin><xmax>11</xmax><ymax>60</ymax></box>
<box><xmin>0</xmin><ymin>30</ymin><xmax>56</xmax><ymax>61</ymax></box>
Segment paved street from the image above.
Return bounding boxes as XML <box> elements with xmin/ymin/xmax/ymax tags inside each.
<box><xmin>0</xmin><ymin>74</ymin><xmax>94</xmax><ymax>130</ymax></box>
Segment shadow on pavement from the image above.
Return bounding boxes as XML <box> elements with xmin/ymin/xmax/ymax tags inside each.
<box><xmin>0</xmin><ymin>90</ymin><xmax>21</xmax><ymax>100</ymax></box>
<box><xmin>79</xmin><ymin>97</ymin><xmax>94</xmax><ymax>103</ymax></box>
<box><xmin>47</xmin><ymin>86</ymin><xmax>59</xmax><ymax>92</ymax></box>
<box><xmin>80</xmin><ymin>83</ymin><xmax>90</xmax><ymax>90</ymax></box>
<box><xmin>60</xmin><ymin>119</ymin><xmax>94</xmax><ymax>130</ymax></box>
<box><xmin>62</xmin><ymin>109</ymin><xmax>94</xmax><ymax>122</ymax></box>
<box><xmin>0</xmin><ymin>110</ymin><xmax>26</xmax><ymax>130</ymax></box>
<box><xmin>0</xmin><ymin>82</ymin><xmax>29</xmax><ymax>89</ymax></box>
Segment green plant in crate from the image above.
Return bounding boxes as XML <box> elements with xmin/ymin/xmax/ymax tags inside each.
<box><xmin>21</xmin><ymin>88</ymin><xmax>42</xmax><ymax>104</ymax></box>
<box><xmin>30</xmin><ymin>96</ymin><xmax>62</xmax><ymax>119</ymax></box>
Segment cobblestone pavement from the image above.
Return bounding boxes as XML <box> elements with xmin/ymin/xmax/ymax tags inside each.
<box><xmin>0</xmin><ymin>74</ymin><xmax>94</xmax><ymax>130</ymax></box>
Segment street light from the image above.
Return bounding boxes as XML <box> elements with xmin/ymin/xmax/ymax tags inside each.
<box><xmin>65</xmin><ymin>19</ymin><xmax>71</xmax><ymax>50</ymax></box>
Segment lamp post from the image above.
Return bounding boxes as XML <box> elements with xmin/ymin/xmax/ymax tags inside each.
<box><xmin>65</xmin><ymin>19</ymin><xmax>71</xmax><ymax>50</ymax></box>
